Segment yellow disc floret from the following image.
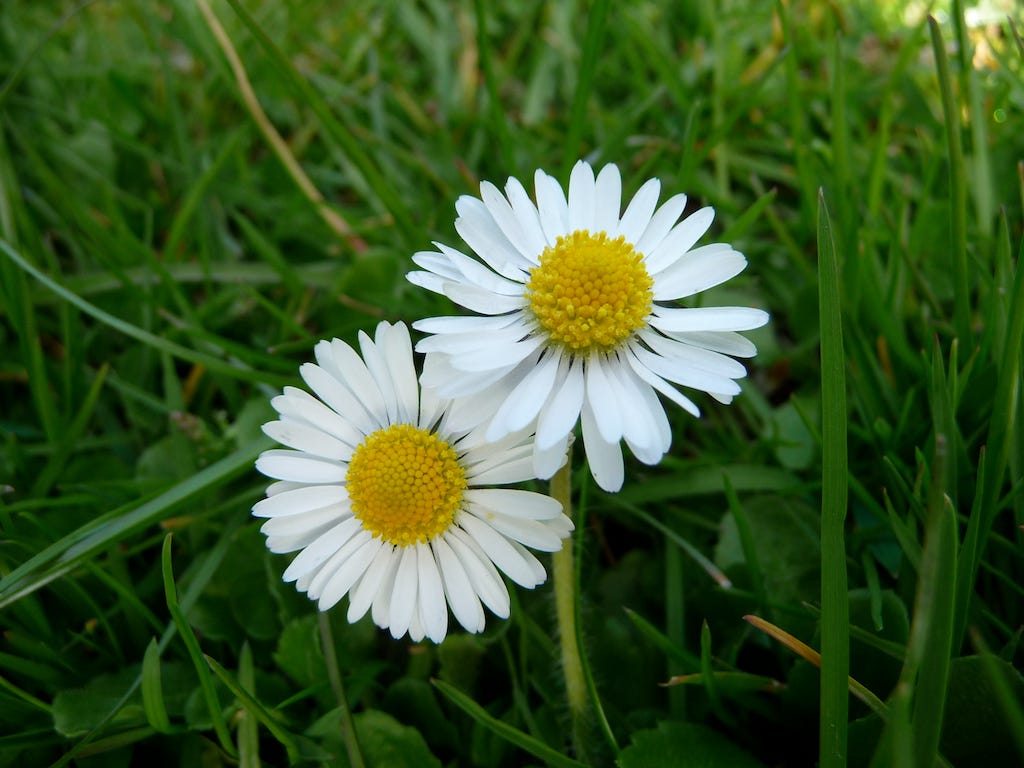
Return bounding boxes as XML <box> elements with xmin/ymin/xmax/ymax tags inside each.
<box><xmin>526</xmin><ymin>230</ymin><xmax>653</xmax><ymax>354</ymax></box>
<box><xmin>346</xmin><ymin>423</ymin><xmax>466</xmax><ymax>547</ymax></box>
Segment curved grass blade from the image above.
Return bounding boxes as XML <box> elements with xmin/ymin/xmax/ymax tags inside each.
<box><xmin>0</xmin><ymin>239</ymin><xmax>291</xmax><ymax>388</ymax></box>
<box><xmin>432</xmin><ymin>678</ymin><xmax>586</xmax><ymax>768</ymax></box>
<box><xmin>817</xmin><ymin>189</ymin><xmax>850</xmax><ymax>768</ymax></box>
<box><xmin>162</xmin><ymin>535</ymin><xmax>236</xmax><ymax>757</ymax></box>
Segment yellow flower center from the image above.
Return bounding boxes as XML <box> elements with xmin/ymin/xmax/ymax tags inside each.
<box><xmin>346</xmin><ymin>424</ymin><xmax>466</xmax><ymax>547</ymax></box>
<box><xmin>526</xmin><ymin>230</ymin><xmax>653</xmax><ymax>354</ymax></box>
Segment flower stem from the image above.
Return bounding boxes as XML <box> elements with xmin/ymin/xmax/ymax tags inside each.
<box><xmin>318</xmin><ymin>612</ymin><xmax>365</xmax><ymax>768</ymax></box>
<box><xmin>550</xmin><ymin>453</ymin><xmax>588</xmax><ymax>755</ymax></box>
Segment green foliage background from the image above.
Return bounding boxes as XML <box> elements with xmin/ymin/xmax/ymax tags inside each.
<box><xmin>0</xmin><ymin>0</ymin><xmax>1022</xmax><ymax>766</ymax></box>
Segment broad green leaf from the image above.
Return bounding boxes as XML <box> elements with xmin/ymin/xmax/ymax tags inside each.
<box><xmin>616</xmin><ymin>721</ymin><xmax>764</xmax><ymax>768</ymax></box>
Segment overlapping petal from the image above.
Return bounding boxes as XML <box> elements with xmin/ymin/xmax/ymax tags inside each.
<box><xmin>253</xmin><ymin>321</ymin><xmax>572</xmax><ymax>644</ymax></box>
<box><xmin>406</xmin><ymin>160</ymin><xmax>769</xmax><ymax>492</ymax></box>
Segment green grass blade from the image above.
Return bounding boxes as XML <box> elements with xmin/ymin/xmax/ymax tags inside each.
<box><xmin>817</xmin><ymin>189</ymin><xmax>849</xmax><ymax>768</ymax></box>
<box><xmin>141</xmin><ymin>638</ymin><xmax>173</xmax><ymax>735</ymax></box>
<box><xmin>205</xmin><ymin>652</ymin><xmax>300</xmax><ymax>765</ymax></box>
<box><xmin>561</xmin><ymin>0</ymin><xmax>611</xmax><ymax>173</ymax></box>
<box><xmin>0</xmin><ymin>239</ymin><xmax>291</xmax><ymax>387</ymax></box>
<box><xmin>928</xmin><ymin>16</ymin><xmax>970</xmax><ymax>343</ymax></box>
<box><xmin>954</xmin><ymin>229</ymin><xmax>1024</xmax><ymax>647</ymax></box>
<box><xmin>0</xmin><ymin>437</ymin><xmax>270</xmax><ymax>609</ymax></box>
<box><xmin>432</xmin><ymin>678</ymin><xmax>586</xmax><ymax>768</ymax></box>
<box><xmin>162</xmin><ymin>535</ymin><xmax>236</xmax><ymax>757</ymax></box>
<box><xmin>219</xmin><ymin>0</ymin><xmax>416</xmax><ymax>248</ymax></box>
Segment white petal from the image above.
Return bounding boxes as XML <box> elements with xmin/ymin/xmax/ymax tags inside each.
<box><xmin>320</xmin><ymin>339</ymin><xmax>390</xmax><ymax>428</ymax></box>
<box><xmin>650</xmin><ymin>306</ymin><xmax>770</xmax><ymax>333</ymax></box>
<box><xmin>379</xmin><ymin>322</ymin><xmax>419</xmax><ymax>425</ymax></box>
<box><xmin>646</xmin><ymin>207</ymin><xmax>716</xmax><ymax>274</ymax></box>
<box><xmin>635</xmin><ymin>193</ymin><xmax>687</xmax><ymax>258</ymax></box>
<box><xmin>413</xmin><ymin>313</ymin><xmax>522</xmax><ymax>335</ymax></box>
<box><xmin>465</xmin><ymin>445</ymin><xmax>536</xmax><ymax>484</ymax></box>
<box><xmin>455</xmin><ymin>196</ymin><xmax>531</xmax><ymax>281</ymax></box>
<box><xmin>272</xmin><ymin>388</ymin><xmax>365</xmax><ymax>447</ymax></box>
<box><xmin>480</xmin><ymin>181</ymin><xmax>535</xmax><ymax>267</ymax></box>
<box><xmin>536</xmin><ymin>356</ymin><xmax>584</xmax><ymax>450</ymax></box>
<box><xmin>252</xmin><ymin>484</ymin><xmax>348</xmax><ymax>518</ymax></box>
<box><xmin>261</xmin><ymin>420</ymin><xmax>353</xmax><ymax>461</ymax></box>
<box><xmin>605</xmin><ymin>361</ymin><xmax>669</xmax><ymax>465</ymax></box>
<box><xmin>299</xmin><ymin>362</ymin><xmax>375</xmax><ymax>436</ymax></box>
<box><xmin>504</xmin><ymin>175</ymin><xmax>548</xmax><ymax>259</ymax></box>
<box><xmin>358</xmin><ymin>328</ymin><xmax>401</xmax><ymax>425</ymax></box>
<box><xmin>593</xmin><ymin>164</ymin><xmax>622</xmax><ymax>234</ymax></box>
<box><xmin>466</xmin><ymin>508</ymin><xmax>564</xmax><ymax>552</ymax></box>
<box><xmin>446</xmin><ymin>333</ymin><xmax>545</xmax><ymax>373</ymax></box>
<box><xmin>667</xmin><ymin>330</ymin><xmax>758</xmax><ymax>358</ymax></box>
<box><xmin>617</xmin><ymin>177</ymin><xmax>661</xmax><ymax>244</ymax></box>
<box><xmin>444</xmin><ymin>527</ymin><xmax>510</xmax><ymax>618</ymax></box>
<box><xmin>419</xmin><ymin>352</ymin><xmax>520</xmax><ymax>397</ymax></box>
<box><xmin>259</xmin><ymin>504</ymin><xmax>347</xmax><ymax>539</ymax></box>
<box><xmin>282</xmin><ymin>516</ymin><xmax>364</xmax><ymax>583</ymax></box>
<box><xmin>486</xmin><ymin>350</ymin><xmax>561</xmax><ymax>440</ymax></box>
<box><xmin>585</xmin><ymin>355</ymin><xmax>623</xmax><ymax>444</ymax></box>
<box><xmin>652</xmin><ymin>245</ymin><xmax>748</xmax><ymax>299</ymax></box>
<box><xmin>632</xmin><ymin>345</ymin><xmax>741</xmax><ymax>395</ymax></box>
<box><xmin>533</xmin><ymin>432</ymin><xmax>570</xmax><ymax>480</ymax></box>
<box><xmin>388</xmin><ymin>546</ymin><xmax>419</xmax><ymax>639</ymax></box>
<box><xmin>457</xmin><ymin>513</ymin><xmax>541</xmax><ymax>588</ymax></box>
<box><xmin>444</xmin><ymin>282</ymin><xmax>529</xmax><ymax>315</ymax></box>
<box><xmin>624</xmin><ymin>348</ymin><xmax>701</xmax><ymax>417</ymax></box>
<box><xmin>255</xmin><ymin>449</ymin><xmax>346</xmax><ymax>484</ymax></box>
<box><xmin>535</xmin><ymin>169</ymin><xmax>570</xmax><ymax>245</ymax></box>
<box><xmin>465</xmin><ymin>488</ymin><xmax>564</xmax><ymax>520</ymax></box>
<box><xmin>581</xmin><ymin>399</ymin><xmax>624</xmax><ymax>492</ymax></box>
<box><xmin>433</xmin><ymin>536</ymin><xmax>485</xmax><ymax>633</ymax></box>
<box><xmin>313</xmin><ymin>533</ymin><xmax>379</xmax><ymax>609</ymax></box>
<box><xmin>415</xmin><ymin>323</ymin><xmax>529</xmax><ymax>355</ymax></box>
<box><xmin>406</xmin><ymin>269</ymin><xmax>450</xmax><ymax>295</ymax></box>
<box><xmin>567</xmin><ymin>160</ymin><xmax>595</xmax><ymax>232</ymax></box>
<box><xmin>639</xmin><ymin>329</ymin><xmax>748</xmax><ymax>378</ymax></box>
<box><xmin>370</xmin><ymin>545</ymin><xmax>401</xmax><ymax>628</ymax></box>
<box><xmin>417</xmin><ymin>543</ymin><xmax>448</xmax><ymax>643</ymax></box>
<box><xmin>348</xmin><ymin>544</ymin><xmax>398</xmax><ymax>623</ymax></box>
<box><xmin>436</xmin><ymin>242</ymin><xmax>526</xmax><ymax>295</ymax></box>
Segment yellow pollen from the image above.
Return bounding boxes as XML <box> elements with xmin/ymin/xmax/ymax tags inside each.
<box><xmin>346</xmin><ymin>423</ymin><xmax>466</xmax><ymax>547</ymax></box>
<box><xmin>526</xmin><ymin>230</ymin><xmax>653</xmax><ymax>353</ymax></box>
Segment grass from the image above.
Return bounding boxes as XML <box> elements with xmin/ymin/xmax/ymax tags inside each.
<box><xmin>1</xmin><ymin>0</ymin><xmax>1023</xmax><ymax>766</ymax></box>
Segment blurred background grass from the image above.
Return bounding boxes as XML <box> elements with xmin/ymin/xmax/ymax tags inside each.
<box><xmin>0</xmin><ymin>1</ymin><xmax>1022</xmax><ymax>766</ymax></box>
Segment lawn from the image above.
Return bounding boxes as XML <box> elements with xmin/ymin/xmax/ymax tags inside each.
<box><xmin>0</xmin><ymin>1</ymin><xmax>1022</xmax><ymax>766</ymax></box>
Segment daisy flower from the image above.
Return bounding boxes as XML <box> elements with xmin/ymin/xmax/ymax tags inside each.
<box><xmin>406</xmin><ymin>160</ymin><xmax>769</xmax><ymax>492</ymax></box>
<box><xmin>253</xmin><ymin>321</ymin><xmax>573</xmax><ymax>644</ymax></box>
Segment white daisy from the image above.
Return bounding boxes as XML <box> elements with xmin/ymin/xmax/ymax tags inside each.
<box><xmin>253</xmin><ymin>321</ymin><xmax>573</xmax><ymax>644</ymax></box>
<box><xmin>406</xmin><ymin>160</ymin><xmax>770</xmax><ymax>493</ymax></box>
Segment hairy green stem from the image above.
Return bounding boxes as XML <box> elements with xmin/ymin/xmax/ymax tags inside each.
<box><xmin>550</xmin><ymin>456</ymin><xmax>588</xmax><ymax>754</ymax></box>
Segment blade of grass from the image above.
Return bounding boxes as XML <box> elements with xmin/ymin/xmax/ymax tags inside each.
<box><xmin>818</xmin><ymin>189</ymin><xmax>849</xmax><ymax>768</ymax></box>
<box><xmin>141</xmin><ymin>638</ymin><xmax>173</xmax><ymax>735</ymax></box>
<box><xmin>0</xmin><ymin>436</ymin><xmax>271</xmax><ymax>609</ymax></box>
<box><xmin>162</xmin><ymin>535</ymin><xmax>236</xmax><ymax>757</ymax></box>
<box><xmin>744</xmin><ymin>615</ymin><xmax>888</xmax><ymax>720</ymax></box>
<box><xmin>0</xmin><ymin>239</ymin><xmax>292</xmax><ymax>388</ymax></box>
<box><xmin>561</xmin><ymin>0</ymin><xmax>611</xmax><ymax>174</ymax></box>
<box><xmin>237</xmin><ymin>642</ymin><xmax>259</xmax><ymax>768</ymax></box>
<box><xmin>432</xmin><ymin>678</ymin><xmax>586</xmax><ymax>768</ymax></box>
<box><xmin>194</xmin><ymin>0</ymin><xmax>363</xmax><ymax>252</ymax></box>
<box><xmin>220</xmin><ymin>0</ymin><xmax>416</xmax><ymax>248</ymax></box>
<box><xmin>954</xmin><ymin>231</ymin><xmax>1024</xmax><ymax>647</ymax></box>
<box><xmin>474</xmin><ymin>0</ymin><xmax>514</xmax><ymax>172</ymax></box>
<box><xmin>928</xmin><ymin>16</ymin><xmax>970</xmax><ymax>343</ymax></box>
